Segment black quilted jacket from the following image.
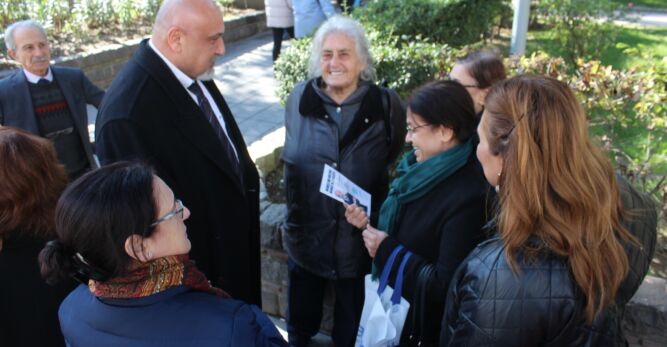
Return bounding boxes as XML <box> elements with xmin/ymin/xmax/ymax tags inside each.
<box><xmin>440</xmin><ymin>176</ymin><xmax>657</xmax><ymax>346</ymax></box>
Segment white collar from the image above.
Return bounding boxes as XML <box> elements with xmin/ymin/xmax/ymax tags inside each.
<box><xmin>23</xmin><ymin>67</ymin><xmax>53</xmax><ymax>84</ymax></box>
<box><xmin>148</xmin><ymin>39</ymin><xmax>196</xmax><ymax>90</ymax></box>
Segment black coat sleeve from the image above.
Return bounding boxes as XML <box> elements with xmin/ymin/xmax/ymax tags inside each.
<box><xmin>374</xmin><ymin>196</ymin><xmax>487</xmax><ymax>305</ymax></box>
<box><xmin>96</xmin><ymin>119</ymin><xmax>149</xmax><ymax>165</ymax></box>
<box><xmin>80</xmin><ymin>71</ymin><xmax>105</xmax><ymax>108</ymax></box>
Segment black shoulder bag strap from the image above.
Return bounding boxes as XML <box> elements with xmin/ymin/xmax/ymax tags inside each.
<box><xmin>409</xmin><ymin>264</ymin><xmax>435</xmax><ymax>346</ymax></box>
<box><xmin>380</xmin><ymin>87</ymin><xmax>392</xmax><ymax>144</ymax></box>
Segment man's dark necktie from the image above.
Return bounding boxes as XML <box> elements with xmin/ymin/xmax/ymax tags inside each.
<box><xmin>37</xmin><ymin>78</ymin><xmax>50</xmax><ymax>85</ymax></box>
<box><xmin>188</xmin><ymin>82</ymin><xmax>242</xmax><ymax>179</ymax></box>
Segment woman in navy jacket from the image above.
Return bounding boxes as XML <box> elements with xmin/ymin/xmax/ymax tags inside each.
<box><xmin>39</xmin><ymin>162</ymin><xmax>287</xmax><ymax>347</ymax></box>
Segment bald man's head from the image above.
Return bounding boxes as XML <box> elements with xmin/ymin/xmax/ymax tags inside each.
<box><xmin>151</xmin><ymin>0</ymin><xmax>226</xmax><ymax>79</ymax></box>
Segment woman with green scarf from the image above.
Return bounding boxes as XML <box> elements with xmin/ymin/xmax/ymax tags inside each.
<box><xmin>345</xmin><ymin>80</ymin><xmax>493</xmax><ymax>346</ymax></box>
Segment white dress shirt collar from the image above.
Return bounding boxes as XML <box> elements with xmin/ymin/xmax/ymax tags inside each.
<box><xmin>148</xmin><ymin>39</ymin><xmax>196</xmax><ymax>91</ymax></box>
<box><xmin>23</xmin><ymin>67</ymin><xmax>53</xmax><ymax>84</ymax></box>
<box><xmin>147</xmin><ymin>39</ymin><xmax>238</xmax><ymax>160</ymax></box>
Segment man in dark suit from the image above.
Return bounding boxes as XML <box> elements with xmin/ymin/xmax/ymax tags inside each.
<box><xmin>0</xmin><ymin>20</ymin><xmax>104</xmax><ymax>179</ymax></box>
<box><xmin>95</xmin><ymin>0</ymin><xmax>261</xmax><ymax>306</ymax></box>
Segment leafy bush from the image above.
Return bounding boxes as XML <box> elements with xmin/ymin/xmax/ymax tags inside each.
<box><xmin>273</xmin><ymin>32</ymin><xmax>456</xmax><ymax>104</ymax></box>
<box><xmin>275</xmin><ymin>34</ymin><xmax>666</xmax><ymax>211</ymax></box>
<box><xmin>353</xmin><ymin>0</ymin><xmax>509</xmax><ymax>47</ymax></box>
<box><xmin>274</xmin><ymin>37</ymin><xmax>311</xmax><ymax>104</ymax></box>
<box><xmin>216</xmin><ymin>0</ymin><xmax>234</xmax><ymax>7</ymax></box>
<box><xmin>534</xmin><ymin>0</ymin><xmax>622</xmax><ymax>67</ymax></box>
<box><xmin>371</xmin><ymin>33</ymin><xmax>455</xmax><ymax>98</ymax></box>
<box><xmin>509</xmin><ymin>52</ymin><xmax>667</xmax><ymax>202</ymax></box>
<box><xmin>1</xmin><ymin>0</ymin><xmax>151</xmax><ymax>35</ymax></box>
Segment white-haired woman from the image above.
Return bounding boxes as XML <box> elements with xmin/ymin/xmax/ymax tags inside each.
<box><xmin>281</xmin><ymin>16</ymin><xmax>406</xmax><ymax>347</ymax></box>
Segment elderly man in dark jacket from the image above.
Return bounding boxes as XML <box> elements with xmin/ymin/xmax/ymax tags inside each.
<box><xmin>0</xmin><ymin>20</ymin><xmax>104</xmax><ymax>180</ymax></box>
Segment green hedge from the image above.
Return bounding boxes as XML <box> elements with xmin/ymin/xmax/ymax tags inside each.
<box><xmin>0</xmin><ymin>0</ymin><xmax>234</xmax><ymax>49</ymax></box>
<box><xmin>509</xmin><ymin>53</ymin><xmax>667</xmax><ymax>200</ymax></box>
<box><xmin>275</xmin><ymin>40</ymin><xmax>666</xmax><ymax>207</ymax></box>
<box><xmin>274</xmin><ymin>32</ymin><xmax>456</xmax><ymax>104</ymax></box>
<box><xmin>354</xmin><ymin>0</ymin><xmax>509</xmax><ymax>46</ymax></box>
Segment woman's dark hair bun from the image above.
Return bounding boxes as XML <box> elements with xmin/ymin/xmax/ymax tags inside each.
<box><xmin>39</xmin><ymin>239</ymin><xmax>72</xmax><ymax>285</ymax></box>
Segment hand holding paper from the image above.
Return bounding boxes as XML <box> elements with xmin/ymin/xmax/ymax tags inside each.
<box><xmin>319</xmin><ymin>164</ymin><xmax>372</xmax><ymax>218</ymax></box>
<box><xmin>362</xmin><ymin>225</ymin><xmax>389</xmax><ymax>258</ymax></box>
<box><xmin>345</xmin><ymin>203</ymin><xmax>368</xmax><ymax>229</ymax></box>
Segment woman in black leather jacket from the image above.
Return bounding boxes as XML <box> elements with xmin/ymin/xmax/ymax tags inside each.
<box><xmin>441</xmin><ymin>75</ymin><xmax>657</xmax><ymax>346</ymax></box>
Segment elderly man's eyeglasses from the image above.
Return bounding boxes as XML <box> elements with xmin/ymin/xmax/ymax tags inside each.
<box><xmin>150</xmin><ymin>199</ymin><xmax>185</xmax><ymax>227</ymax></box>
<box><xmin>406</xmin><ymin>123</ymin><xmax>431</xmax><ymax>134</ymax></box>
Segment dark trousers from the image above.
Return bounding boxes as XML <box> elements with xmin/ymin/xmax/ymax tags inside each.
<box><xmin>287</xmin><ymin>259</ymin><xmax>365</xmax><ymax>347</ymax></box>
<box><xmin>271</xmin><ymin>27</ymin><xmax>295</xmax><ymax>62</ymax></box>
<box><xmin>338</xmin><ymin>0</ymin><xmax>356</xmax><ymax>13</ymax></box>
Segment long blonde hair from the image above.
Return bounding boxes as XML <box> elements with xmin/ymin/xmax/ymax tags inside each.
<box><xmin>482</xmin><ymin>74</ymin><xmax>635</xmax><ymax>322</ymax></box>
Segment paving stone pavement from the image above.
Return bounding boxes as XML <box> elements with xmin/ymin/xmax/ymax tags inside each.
<box><xmin>212</xmin><ymin>31</ymin><xmax>286</xmax><ymax>146</ymax></box>
<box><xmin>614</xmin><ymin>7</ymin><xmax>667</xmax><ymax>27</ymax></box>
<box><xmin>213</xmin><ymin>32</ymin><xmax>334</xmax><ymax>346</ymax></box>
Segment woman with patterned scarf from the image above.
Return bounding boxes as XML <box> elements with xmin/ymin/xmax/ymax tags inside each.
<box><xmin>345</xmin><ymin>80</ymin><xmax>494</xmax><ymax>346</ymax></box>
<box><xmin>39</xmin><ymin>162</ymin><xmax>287</xmax><ymax>347</ymax></box>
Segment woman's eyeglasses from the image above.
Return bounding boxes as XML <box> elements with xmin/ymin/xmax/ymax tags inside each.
<box><xmin>150</xmin><ymin>199</ymin><xmax>185</xmax><ymax>227</ymax></box>
<box><xmin>406</xmin><ymin>123</ymin><xmax>431</xmax><ymax>134</ymax></box>
<box><xmin>446</xmin><ymin>75</ymin><xmax>478</xmax><ymax>89</ymax></box>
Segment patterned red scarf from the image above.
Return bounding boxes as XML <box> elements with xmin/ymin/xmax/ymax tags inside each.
<box><xmin>89</xmin><ymin>255</ymin><xmax>229</xmax><ymax>299</ymax></box>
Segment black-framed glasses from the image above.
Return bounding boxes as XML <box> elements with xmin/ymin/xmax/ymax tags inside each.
<box><xmin>406</xmin><ymin>123</ymin><xmax>431</xmax><ymax>134</ymax></box>
<box><xmin>446</xmin><ymin>75</ymin><xmax>478</xmax><ymax>88</ymax></box>
<box><xmin>150</xmin><ymin>199</ymin><xmax>185</xmax><ymax>227</ymax></box>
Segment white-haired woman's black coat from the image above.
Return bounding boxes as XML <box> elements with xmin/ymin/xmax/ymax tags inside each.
<box><xmin>282</xmin><ymin>78</ymin><xmax>405</xmax><ymax>279</ymax></box>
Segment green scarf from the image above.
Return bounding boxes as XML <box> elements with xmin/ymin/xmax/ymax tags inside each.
<box><xmin>377</xmin><ymin>138</ymin><xmax>474</xmax><ymax>235</ymax></box>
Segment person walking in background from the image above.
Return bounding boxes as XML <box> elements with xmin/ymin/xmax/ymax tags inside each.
<box><xmin>448</xmin><ymin>50</ymin><xmax>506</xmax><ymax>118</ymax></box>
<box><xmin>0</xmin><ymin>20</ymin><xmax>104</xmax><ymax>180</ymax></box>
<box><xmin>292</xmin><ymin>0</ymin><xmax>337</xmax><ymax>38</ymax></box>
<box><xmin>441</xmin><ymin>74</ymin><xmax>657</xmax><ymax>346</ymax></box>
<box><xmin>39</xmin><ymin>162</ymin><xmax>288</xmax><ymax>347</ymax></box>
<box><xmin>282</xmin><ymin>16</ymin><xmax>405</xmax><ymax>347</ymax></box>
<box><xmin>95</xmin><ymin>0</ymin><xmax>262</xmax><ymax>306</ymax></box>
<box><xmin>265</xmin><ymin>0</ymin><xmax>294</xmax><ymax>62</ymax></box>
<box><xmin>0</xmin><ymin>127</ymin><xmax>76</xmax><ymax>347</ymax></box>
<box><xmin>345</xmin><ymin>81</ymin><xmax>492</xmax><ymax>346</ymax></box>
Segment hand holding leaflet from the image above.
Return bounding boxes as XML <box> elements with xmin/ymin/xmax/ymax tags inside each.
<box><xmin>319</xmin><ymin>164</ymin><xmax>372</xmax><ymax>218</ymax></box>
<box><xmin>345</xmin><ymin>203</ymin><xmax>369</xmax><ymax>229</ymax></box>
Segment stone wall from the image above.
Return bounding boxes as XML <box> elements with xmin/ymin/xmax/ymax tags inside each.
<box><xmin>0</xmin><ymin>11</ymin><xmax>267</xmax><ymax>89</ymax></box>
<box><xmin>257</xmin><ymin>145</ymin><xmax>335</xmax><ymax>334</ymax></box>
<box><xmin>234</xmin><ymin>0</ymin><xmax>265</xmax><ymax>10</ymax></box>
<box><xmin>624</xmin><ymin>276</ymin><xmax>667</xmax><ymax>347</ymax></box>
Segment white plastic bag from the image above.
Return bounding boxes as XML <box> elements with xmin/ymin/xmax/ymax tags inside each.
<box><xmin>356</xmin><ymin>245</ymin><xmax>412</xmax><ymax>347</ymax></box>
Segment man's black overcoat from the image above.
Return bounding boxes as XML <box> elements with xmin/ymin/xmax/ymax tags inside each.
<box><xmin>95</xmin><ymin>40</ymin><xmax>261</xmax><ymax>305</ymax></box>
